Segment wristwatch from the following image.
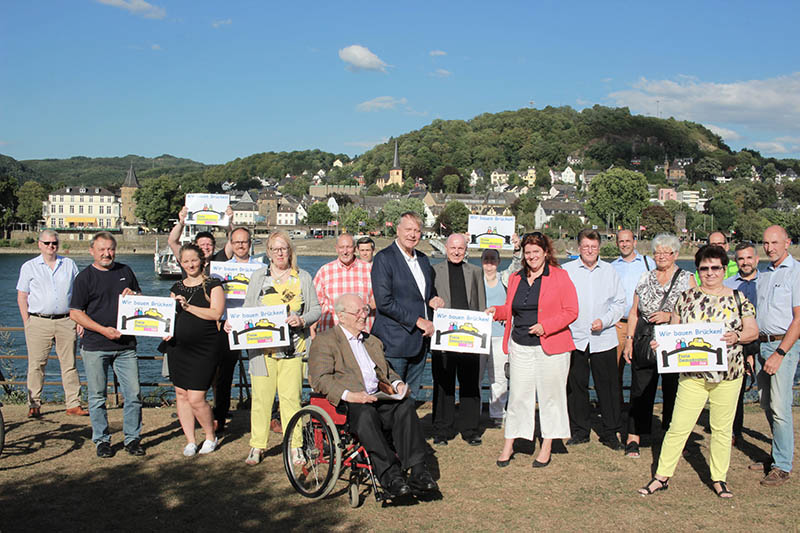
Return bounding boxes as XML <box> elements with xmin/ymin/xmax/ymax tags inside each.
<box><xmin>776</xmin><ymin>347</ymin><xmax>786</xmax><ymax>356</ymax></box>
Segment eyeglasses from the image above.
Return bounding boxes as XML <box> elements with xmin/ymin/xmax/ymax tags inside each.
<box><xmin>579</xmin><ymin>245</ymin><xmax>599</xmax><ymax>251</ymax></box>
<box><xmin>39</xmin><ymin>241</ymin><xmax>59</xmax><ymax>246</ymax></box>
<box><xmin>270</xmin><ymin>247</ymin><xmax>289</xmax><ymax>254</ymax></box>
<box><xmin>342</xmin><ymin>306</ymin><xmax>370</xmax><ymax>317</ymax></box>
<box><xmin>654</xmin><ymin>251</ymin><xmax>674</xmax><ymax>257</ymax></box>
<box><xmin>698</xmin><ymin>265</ymin><xmax>724</xmax><ymax>273</ymax></box>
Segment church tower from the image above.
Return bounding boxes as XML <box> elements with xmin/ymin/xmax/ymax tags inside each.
<box><xmin>120</xmin><ymin>163</ymin><xmax>140</xmax><ymax>225</ymax></box>
<box><xmin>376</xmin><ymin>139</ymin><xmax>405</xmax><ymax>189</ymax></box>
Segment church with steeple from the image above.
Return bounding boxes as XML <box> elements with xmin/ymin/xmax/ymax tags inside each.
<box><xmin>120</xmin><ymin>162</ymin><xmax>140</xmax><ymax>225</ymax></box>
<box><xmin>376</xmin><ymin>139</ymin><xmax>404</xmax><ymax>190</ymax></box>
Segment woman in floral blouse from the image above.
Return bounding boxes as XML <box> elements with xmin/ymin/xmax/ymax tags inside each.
<box><xmin>638</xmin><ymin>245</ymin><xmax>758</xmax><ymax>499</ymax></box>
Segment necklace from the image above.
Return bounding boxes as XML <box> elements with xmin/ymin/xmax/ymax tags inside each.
<box><xmin>271</xmin><ymin>268</ymin><xmax>290</xmax><ymax>283</ymax></box>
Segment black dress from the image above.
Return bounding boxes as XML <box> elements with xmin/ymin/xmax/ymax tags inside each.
<box><xmin>167</xmin><ymin>278</ymin><xmax>224</xmax><ymax>390</ymax></box>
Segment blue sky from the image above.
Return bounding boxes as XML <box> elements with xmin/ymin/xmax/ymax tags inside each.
<box><xmin>2</xmin><ymin>0</ymin><xmax>799</xmax><ymax>164</ymax></box>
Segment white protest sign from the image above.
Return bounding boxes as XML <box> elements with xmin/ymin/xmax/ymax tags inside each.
<box><xmin>467</xmin><ymin>215</ymin><xmax>515</xmax><ymax>250</ymax></box>
<box><xmin>227</xmin><ymin>305</ymin><xmax>289</xmax><ymax>350</ymax></box>
<box><xmin>431</xmin><ymin>308</ymin><xmax>492</xmax><ymax>354</ymax></box>
<box><xmin>185</xmin><ymin>193</ymin><xmax>230</xmax><ymax>226</ymax></box>
<box><xmin>209</xmin><ymin>262</ymin><xmax>264</xmax><ymax>300</ymax></box>
<box><xmin>117</xmin><ymin>295</ymin><xmax>176</xmax><ymax>338</ymax></box>
<box><xmin>654</xmin><ymin>322</ymin><xmax>728</xmax><ymax>374</ymax></box>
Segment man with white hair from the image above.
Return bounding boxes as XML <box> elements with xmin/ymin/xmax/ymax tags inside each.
<box><xmin>431</xmin><ymin>233</ymin><xmax>486</xmax><ymax>446</ymax></box>
<box><xmin>17</xmin><ymin>230</ymin><xmax>86</xmax><ymax>418</ymax></box>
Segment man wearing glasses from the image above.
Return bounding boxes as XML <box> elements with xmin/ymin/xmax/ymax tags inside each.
<box><xmin>17</xmin><ymin>230</ymin><xmax>87</xmax><ymax>419</ymax></box>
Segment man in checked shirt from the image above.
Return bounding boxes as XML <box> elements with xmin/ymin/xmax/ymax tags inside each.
<box><xmin>312</xmin><ymin>233</ymin><xmax>375</xmax><ymax>335</ymax></box>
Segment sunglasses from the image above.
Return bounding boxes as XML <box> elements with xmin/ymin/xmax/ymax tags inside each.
<box><xmin>698</xmin><ymin>265</ymin><xmax>724</xmax><ymax>273</ymax></box>
<box><xmin>40</xmin><ymin>241</ymin><xmax>59</xmax><ymax>246</ymax></box>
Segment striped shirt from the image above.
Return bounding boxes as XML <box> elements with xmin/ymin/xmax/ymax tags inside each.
<box><xmin>313</xmin><ymin>258</ymin><xmax>374</xmax><ymax>332</ymax></box>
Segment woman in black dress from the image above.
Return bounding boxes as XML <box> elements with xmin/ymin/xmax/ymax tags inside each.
<box><xmin>166</xmin><ymin>243</ymin><xmax>226</xmax><ymax>457</ymax></box>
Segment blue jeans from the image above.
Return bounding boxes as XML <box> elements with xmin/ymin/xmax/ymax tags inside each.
<box><xmin>82</xmin><ymin>348</ymin><xmax>142</xmax><ymax>446</ymax></box>
<box><xmin>386</xmin><ymin>348</ymin><xmax>428</xmax><ymax>401</ymax></box>
<box><xmin>757</xmin><ymin>340</ymin><xmax>800</xmax><ymax>472</ymax></box>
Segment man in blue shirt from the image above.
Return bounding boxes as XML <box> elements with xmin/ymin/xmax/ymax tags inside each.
<box><xmin>16</xmin><ymin>230</ymin><xmax>86</xmax><ymax>419</ymax></box>
<box><xmin>563</xmin><ymin>229</ymin><xmax>626</xmax><ymax>449</ymax></box>
<box><xmin>723</xmin><ymin>242</ymin><xmax>760</xmax><ymax>446</ymax></box>
<box><xmin>753</xmin><ymin>225</ymin><xmax>800</xmax><ymax>486</ymax></box>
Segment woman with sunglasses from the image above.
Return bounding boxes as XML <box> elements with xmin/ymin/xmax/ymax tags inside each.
<box><xmin>638</xmin><ymin>244</ymin><xmax>757</xmax><ymax>498</ymax></box>
<box><xmin>623</xmin><ymin>233</ymin><xmax>695</xmax><ymax>457</ymax></box>
<box><xmin>234</xmin><ymin>230</ymin><xmax>320</xmax><ymax>466</ymax></box>
<box><xmin>488</xmin><ymin>232</ymin><xmax>578</xmax><ymax>468</ymax></box>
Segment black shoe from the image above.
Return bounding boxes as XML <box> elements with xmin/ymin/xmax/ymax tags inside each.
<box><xmin>385</xmin><ymin>476</ymin><xmax>411</xmax><ymax>498</ymax></box>
<box><xmin>566</xmin><ymin>436</ymin><xmax>590</xmax><ymax>446</ymax></box>
<box><xmin>466</xmin><ymin>436</ymin><xmax>482</xmax><ymax>446</ymax></box>
<box><xmin>432</xmin><ymin>436</ymin><xmax>448</xmax><ymax>446</ymax></box>
<box><xmin>496</xmin><ymin>454</ymin><xmax>514</xmax><ymax>468</ymax></box>
<box><xmin>601</xmin><ymin>437</ymin><xmax>624</xmax><ymax>451</ymax></box>
<box><xmin>96</xmin><ymin>442</ymin><xmax>114</xmax><ymax>458</ymax></box>
<box><xmin>124</xmin><ymin>439</ymin><xmax>146</xmax><ymax>456</ymax></box>
<box><xmin>489</xmin><ymin>418</ymin><xmax>504</xmax><ymax>429</ymax></box>
<box><xmin>408</xmin><ymin>470</ymin><xmax>438</xmax><ymax>492</ymax></box>
<box><xmin>532</xmin><ymin>457</ymin><xmax>551</xmax><ymax>468</ymax></box>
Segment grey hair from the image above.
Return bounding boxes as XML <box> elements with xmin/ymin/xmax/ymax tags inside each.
<box><xmin>39</xmin><ymin>229</ymin><xmax>58</xmax><ymax>241</ymax></box>
<box><xmin>334</xmin><ymin>293</ymin><xmax>362</xmax><ymax>315</ymax></box>
<box><xmin>651</xmin><ymin>233</ymin><xmax>681</xmax><ymax>254</ymax></box>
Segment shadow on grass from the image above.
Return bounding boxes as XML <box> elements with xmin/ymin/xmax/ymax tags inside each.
<box><xmin>0</xmin><ymin>418</ymin><xmax>86</xmax><ymax>471</ymax></box>
<box><xmin>0</xmin><ymin>454</ymin><xmax>361</xmax><ymax>532</ymax></box>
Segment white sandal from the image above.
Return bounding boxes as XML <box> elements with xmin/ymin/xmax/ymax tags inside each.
<box><xmin>291</xmin><ymin>447</ymin><xmax>306</xmax><ymax>466</ymax></box>
<box><xmin>245</xmin><ymin>447</ymin><xmax>265</xmax><ymax>465</ymax></box>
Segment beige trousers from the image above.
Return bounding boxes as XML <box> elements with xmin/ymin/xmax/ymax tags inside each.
<box><xmin>24</xmin><ymin>316</ymin><xmax>81</xmax><ymax>408</ymax></box>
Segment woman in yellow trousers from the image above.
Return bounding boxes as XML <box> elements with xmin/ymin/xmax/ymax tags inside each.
<box><xmin>638</xmin><ymin>245</ymin><xmax>758</xmax><ymax>499</ymax></box>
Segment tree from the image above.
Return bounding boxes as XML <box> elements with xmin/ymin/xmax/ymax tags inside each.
<box><xmin>640</xmin><ymin>205</ymin><xmax>675</xmax><ymax>238</ymax></box>
<box><xmin>339</xmin><ymin>206</ymin><xmax>372</xmax><ymax>233</ymax></box>
<box><xmin>547</xmin><ymin>213</ymin><xmax>584</xmax><ymax>239</ymax></box>
<box><xmin>706</xmin><ymin>196</ymin><xmax>738</xmax><ymax>232</ymax></box>
<box><xmin>690</xmin><ymin>157</ymin><xmax>722</xmax><ymax>183</ymax></box>
<box><xmin>733</xmin><ymin>210</ymin><xmax>769</xmax><ymax>242</ymax></box>
<box><xmin>134</xmin><ymin>175</ymin><xmax>182</xmax><ymax>230</ymax></box>
<box><xmin>279</xmin><ymin>177</ymin><xmax>309</xmax><ymax>198</ymax></box>
<box><xmin>306</xmin><ymin>202</ymin><xmax>333</xmax><ymax>224</ymax></box>
<box><xmin>584</xmin><ymin>168</ymin><xmax>650</xmax><ymax>230</ymax></box>
<box><xmin>511</xmin><ymin>191</ymin><xmax>538</xmax><ymax>216</ymax></box>
<box><xmin>16</xmin><ymin>180</ymin><xmax>47</xmax><ymax>227</ymax></box>
<box><xmin>783</xmin><ymin>180</ymin><xmax>800</xmax><ymax>204</ymax></box>
<box><xmin>0</xmin><ymin>176</ymin><xmax>19</xmax><ymax>237</ymax></box>
<box><xmin>380</xmin><ymin>198</ymin><xmax>427</xmax><ymax>235</ymax></box>
<box><xmin>436</xmin><ymin>201</ymin><xmax>470</xmax><ymax>235</ymax></box>
<box><xmin>443</xmin><ymin>174</ymin><xmax>460</xmax><ymax>193</ymax></box>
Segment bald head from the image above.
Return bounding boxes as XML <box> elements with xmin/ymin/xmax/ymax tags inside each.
<box><xmin>616</xmin><ymin>229</ymin><xmax>635</xmax><ymax>259</ymax></box>
<box><xmin>335</xmin><ymin>233</ymin><xmax>356</xmax><ymax>265</ymax></box>
<box><xmin>446</xmin><ymin>233</ymin><xmax>467</xmax><ymax>264</ymax></box>
<box><xmin>763</xmin><ymin>225</ymin><xmax>791</xmax><ymax>266</ymax></box>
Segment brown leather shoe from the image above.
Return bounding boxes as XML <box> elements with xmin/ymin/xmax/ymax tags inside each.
<box><xmin>66</xmin><ymin>406</ymin><xmax>89</xmax><ymax>416</ymax></box>
<box><xmin>761</xmin><ymin>468</ymin><xmax>790</xmax><ymax>486</ymax></box>
<box><xmin>270</xmin><ymin>418</ymin><xmax>283</xmax><ymax>433</ymax></box>
<box><xmin>28</xmin><ymin>407</ymin><xmax>42</xmax><ymax>418</ymax></box>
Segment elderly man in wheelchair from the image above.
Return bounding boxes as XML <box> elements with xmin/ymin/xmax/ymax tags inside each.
<box><xmin>308</xmin><ymin>293</ymin><xmax>438</xmax><ymax>499</ymax></box>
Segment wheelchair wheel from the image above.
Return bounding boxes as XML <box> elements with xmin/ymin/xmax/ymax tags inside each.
<box><xmin>0</xmin><ymin>405</ymin><xmax>5</xmax><ymax>455</ymax></box>
<box><xmin>349</xmin><ymin>481</ymin><xmax>360</xmax><ymax>508</ymax></box>
<box><xmin>283</xmin><ymin>405</ymin><xmax>342</xmax><ymax>500</ymax></box>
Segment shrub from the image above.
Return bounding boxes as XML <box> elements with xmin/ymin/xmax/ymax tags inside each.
<box><xmin>600</xmin><ymin>242</ymin><xmax>619</xmax><ymax>258</ymax></box>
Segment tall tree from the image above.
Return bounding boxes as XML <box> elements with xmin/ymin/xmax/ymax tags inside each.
<box><xmin>339</xmin><ymin>205</ymin><xmax>372</xmax><ymax>233</ymax></box>
<box><xmin>584</xmin><ymin>168</ymin><xmax>650</xmax><ymax>230</ymax></box>
<box><xmin>16</xmin><ymin>180</ymin><xmax>47</xmax><ymax>226</ymax></box>
<box><xmin>306</xmin><ymin>202</ymin><xmax>333</xmax><ymax>224</ymax></box>
<box><xmin>639</xmin><ymin>205</ymin><xmax>675</xmax><ymax>238</ymax></box>
<box><xmin>134</xmin><ymin>176</ymin><xmax>182</xmax><ymax>230</ymax></box>
<box><xmin>436</xmin><ymin>201</ymin><xmax>470</xmax><ymax>235</ymax></box>
<box><xmin>0</xmin><ymin>176</ymin><xmax>19</xmax><ymax>237</ymax></box>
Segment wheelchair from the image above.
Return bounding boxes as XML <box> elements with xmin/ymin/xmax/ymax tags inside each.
<box><xmin>0</xmin><ymin>400</ymin><xmax>4</xmax><ymax>455</ymax></box>
<box><xmin>282</xmin><ymin>393</ymin><xmax>387</xmax><ymax>507</ymax></box>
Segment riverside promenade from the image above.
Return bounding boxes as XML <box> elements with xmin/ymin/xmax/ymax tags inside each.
<box><xmin>1</xmin><ymin>401</ymin><xmax>798</xmax><ymax>531</ymax></box>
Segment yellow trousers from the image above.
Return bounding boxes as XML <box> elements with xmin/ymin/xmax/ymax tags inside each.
<box><xmin>250</xmin><ymin>357</ymin><xmax>303</xmax><ymax>449</ymax></box>
<box><xmin>656</xmin><ymin>376</ymin><xmax>742</xmax><ymax>482</ymax></box>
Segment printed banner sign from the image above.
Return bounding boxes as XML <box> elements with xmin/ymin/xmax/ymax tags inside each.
<box><xmin>185</xmin><ymin>193</ymin><xmax>230</xmax><ymax>226</ymax></box>
<box><xmin>227</xmin><ymin>305</ymin><xmax>289</xmax><ymax>350</ymax></box>
<box><xmin>117</xmin><ymin>295</ymin><xmax>176</xmax><ymax>338</ymax></box>
<box><xmin>467</xmin><ymin>215</ymin><xmax>515</xmax><ymax>250</ymax></box>
<box><xmin>654</xmin><ymin>322</ymin><xmax>728</xmax><ymax>374</ymax></box>
<box><xmin>210</xmin><ymin>262</ymin><xmax>264</xmax><ymax>300</ymax></box>
<box><xmin>431</xmin><ymin>308</ymin><xmax>492</xmax><ymax>354</ymax></box>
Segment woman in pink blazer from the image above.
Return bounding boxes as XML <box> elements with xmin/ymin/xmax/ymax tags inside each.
<box><xmin>489</xmin><ymin>232</ymin><xmax>578</xmax><ymax>468</ymax></box>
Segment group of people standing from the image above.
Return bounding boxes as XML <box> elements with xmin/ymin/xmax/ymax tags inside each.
<box><xmin>15</xmin><ymin>210</ymin><xmax>800</xmax><ymax>499</ymax></box>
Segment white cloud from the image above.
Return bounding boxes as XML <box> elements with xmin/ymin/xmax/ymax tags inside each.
<box><xmin>338</xmin><ymin>45</ymin><xmax>388</xmax><ymax>72</ymax></box>
<box><xmin>753</xmin><ymin>136</ymin><xmax>800</xmax><ymax>154</ymax></box>
<box><xmin>356</xmin><ymin>96</ymin><xmax>407</xmax><ymax>112</ymax></box>
<box><xmin>705</xmin><ymin>124</ymin><xmax>742</xmax><ymax>141</ymax></box>
<box><xmin>97</xmin><ymin>0</ymin><xmax>166</xmax><ymax>19</ymax></box>
<box><xmin>429</xmin><ymin>50</ymin><xmax>447</xmax><ymax>56</ymax></box>
<box><xmin>609</xmin><ymin>73</ymin><xmax>800</xmax><ymax>130</ymax></box>
<box><xmin>212</xmin><ymin>18</ymin><xmax>232</xmax><ymax>28</ymax></box>
<box><xmin>431</xmin><ymin>68</ymin><xmax>451</xmax><ymax>78</ymax></box>
<box><xmin>404</xmin><ymin>107</ymin><xmax>428</xmax><ymax>117</ymax></box>
<box><xmin>150</xmin><ymin>43</ymin><xmax>161</xmax><ymax>51</ymax></box>
<box><xmin>344</xmin><ymin>137</ymin><xmax>389</xmax><ymax>149</ymax></box>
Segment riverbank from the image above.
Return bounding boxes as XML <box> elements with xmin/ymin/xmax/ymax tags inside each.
<box><xmin>1</xmin><ymin>402</ymin><xmax>798</xmax><ymax>531</ymax></box>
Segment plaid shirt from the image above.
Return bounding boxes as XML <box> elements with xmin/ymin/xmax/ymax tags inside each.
<box><xmin>313</xmin><ymin>258</ymin><xmax>374</xmax><ymax>332</ymax></box>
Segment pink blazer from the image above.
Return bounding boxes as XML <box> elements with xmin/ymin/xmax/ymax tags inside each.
<box><xmin>494</xmin><ymin>265</ymin><xmax>578</xmax><ymax>355</ymax></box>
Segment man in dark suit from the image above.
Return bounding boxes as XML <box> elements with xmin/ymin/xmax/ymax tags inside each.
<box><xmin>431</xmin><ymin>233</ymin><xmax>487</xmax><ymax>446</ymax></box>
<box><xmin>371</xmin><ymin>212</ymin><xmax>444</xmax><ymax>400</ymax></box>
<box><xmin>309</xmin><ymin>293</ymin><xmax>438</xmax><ymax>498</ymax></box>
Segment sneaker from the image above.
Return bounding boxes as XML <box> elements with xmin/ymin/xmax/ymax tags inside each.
<box><xmin>761</xmin><ymin>468</ymin><xmax>790</xmax><ymax>487</ymax></box>
<box><xmin>124</xmin><ymin>439</ymin><xmax>146</xmax><ymax>456</ymax></box>
<box><xmin>96</xmin><ymin>441</ymin><xmax>114</xmax><ymax>458</ymax></box>
<box><xmin>245</xmin><ymin>447</ymin><xmax>265</xmax><ymax>465</ymax></box>
<box><xmin>291</xmin><ymin>447</ymin><xmax>305</xmax><ymax>465</ymax></box>
<box><xmin>198</xmin><ymin>438</ymin><xmax>218</xmax><ymax>455</ymax></box>
<box><xmin>183</xmin><ymin>443</ymin><xmax>198</xmax><ymax>457</ymax></box>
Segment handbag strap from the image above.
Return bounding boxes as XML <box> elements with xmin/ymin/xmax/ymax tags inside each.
<box><xmin>733</xmin><ymin>289</ymin><xmax>743</xmax><ymax>318</ymax></box>
<box><xmin>656</xmin><ymin>268</ymin><xmax>683</xmax><ymax>312</ymax></box>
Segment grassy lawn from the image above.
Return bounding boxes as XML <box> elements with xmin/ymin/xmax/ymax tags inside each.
<box><xmin>1</xmin><ymin>402</ymin><xmax>799</xmax><ymax>532</ymax></box>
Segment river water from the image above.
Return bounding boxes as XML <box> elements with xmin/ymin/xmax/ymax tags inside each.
<box><xmin>0</xmin><ymin>253</ymin><xmax>784</xmax><ymax>404</ymax></box>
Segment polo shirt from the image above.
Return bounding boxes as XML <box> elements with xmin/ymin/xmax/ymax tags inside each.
<box><xmin>756</xmin><ymin>254</ymin><xmax>800</xmax><ymax>335</ymax></box>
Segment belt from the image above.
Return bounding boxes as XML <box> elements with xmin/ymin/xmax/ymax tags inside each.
<box><xmin>759</xmin><ymin>333</ymin><xmax>785</xmax><ymax>342</ymax></box>
<box><xmin>29</xmin><ymin>313</ymin><xmax>69</xmax><ymax>320</ymax></box>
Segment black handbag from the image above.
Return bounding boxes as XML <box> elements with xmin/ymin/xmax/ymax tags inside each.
<box><xmin>632</xmin><ymin>268</ymin><xmax>682</xmax><ymax>369</ymax></box>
